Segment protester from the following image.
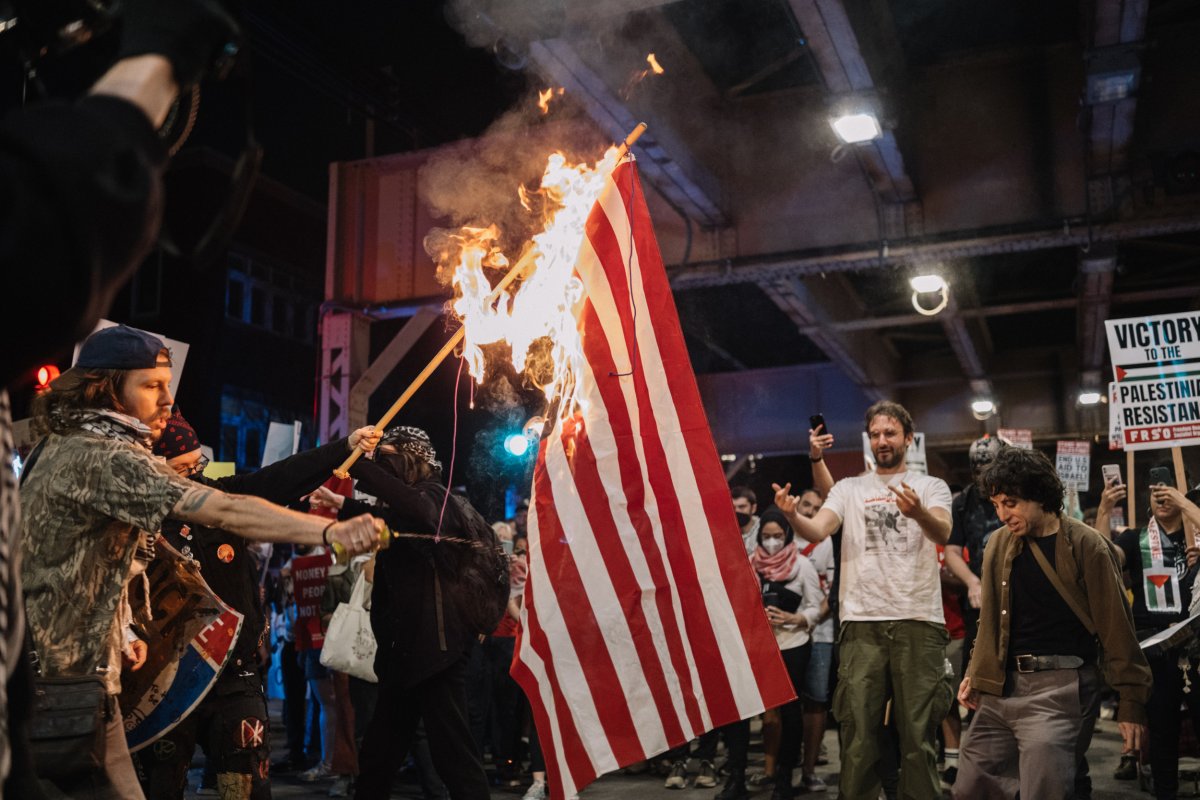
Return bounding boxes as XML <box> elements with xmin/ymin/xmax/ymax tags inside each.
<box><xmin>316</xmin><ymin>425</ymin><xmax>502</xmax><ymax>800</ymax></box>
<box><xmin>774</xmin><ymin>400</ymin><xmax>953</xmax><ymax>800</ymax></box>
<box><xmin>1113</xmin><ymin>476</ymin><xmax>1200</xmax><ymax>799</ymax></box>
<box><xmin>130</xmin><ymin>411</ymin><xmax>379</xmax><ymax>799</ymax></box>
<box><xmin>19</xmin><ymin>325</ymin><xmax>381</xmax><ymax>798</ymax></box>
<box><xmin>0</xmin><ymin>5</ymin><xmax>239</xmax><ymax>793</ymax></box>
<box><xmin>714</xmin><ymin>507</ymin><xmax>820</xmax><ymax>800</ymax></box>
<box><xmin>955</xmin><ymin>447</ymin><xmax>1150</xmax><ymax>800</ymax></box>
<box><xmin>936</xmin><ymin>544</ymin><xmax>967</xmax><ymax>789</ymax></box>
<box><xmin>732</xmin><ymin>486</ymin><xmax>761</xmax><ymax>556</ymax></box>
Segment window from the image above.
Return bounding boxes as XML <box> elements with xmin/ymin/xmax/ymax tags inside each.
<box><xmin>244</xmin><ymin>428</ymin><xmax>262</xmax><ymax>469</ymax></box>
<box><xmin>226</xmin><ymin>277</ymin><xmax>245</xmax><ymax>320</ymax></box>
<box><xmin>250</xmin><ymin>287</ymin><xmax>266</xmax><ymax>326</ymax></box>
<box><xmin>221</xmin><ymin>425</ymin><xmax>239</xmax><ymax>463</ymax></box>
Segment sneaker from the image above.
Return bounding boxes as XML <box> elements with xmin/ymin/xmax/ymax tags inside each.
<box><xmin>939</xmin><ymin>767</ymin><xmax>957</xmax><ymax>790</ymax></box>
<box><xmin>816</xmin><ymin>742</ymin><xmax>829</xmax><ymax>766</ymax></box>
<box><xmin>194</xmin><ymin>789</ymin><xmax>218</xmax><ymax>798</ymax></box>
<box><xmin>799</xmin><ymin>773</ymin><xmax>827</xmax><ymax>793</ymax></box>
<box><xmin>328</xmin><ymin>775</ymin><xmax>352</xmax><ymax>797</ymax></box>
<box><xmin>665</xmin><ymin>760</ymin><xmax>688</xmax><ymax>789</ymax></box>
<box><xmin>522</xmin><ymin>781</ymin><xmax>547</xmax><ymax>800</ymax></box>
<box><xmin>747</xmin><ymin>771</ymin><xmax>775</xmax><ymax>787</ymax></box>
<box><xmin>695</xmin><ymin>761</ymin><xmax>717</xmax><ymax>788</ymax></box>
<box><xmin>299</xmin><ymin>763</ymin><xmax>333</xmax><ymax>782</ymax></box>
<box><xmin>1113</xmin><ymin>754</ymin><xmax>1138</xmax><ymax>780</ymax></box>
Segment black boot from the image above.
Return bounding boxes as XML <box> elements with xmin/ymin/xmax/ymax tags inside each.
<box><xmin>769</xmin><ymin>770</ymin><xmax>794</xmax><ymax>800</ymax></box>
<box><xmin>715</xmin><ymin>768</ymin><xmax>748</xmax><ymax>800</ymax></box>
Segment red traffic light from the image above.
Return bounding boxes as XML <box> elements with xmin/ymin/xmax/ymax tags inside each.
<box><xmin>35</xmin><ymin>365</ymin><xmax>60</xmax><ymax>389</ymax></box>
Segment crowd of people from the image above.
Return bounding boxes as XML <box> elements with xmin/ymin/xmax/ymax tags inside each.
<box><xmin>2</xmin><ymin>3</ymin><xmax>1200</xmax><ymax>800</ymax></box>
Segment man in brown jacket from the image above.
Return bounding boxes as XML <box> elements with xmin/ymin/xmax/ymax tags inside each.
<box><xmin>954</xmin><ymin>447</ymin><xmax>1150</xmax><ymax>800</ymax></box>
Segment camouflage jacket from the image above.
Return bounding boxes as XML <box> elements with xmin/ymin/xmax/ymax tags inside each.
<box><xmin>20</xmin><ymin>430</ymin><xmax>187</xmax><ymax>693</ymax></box>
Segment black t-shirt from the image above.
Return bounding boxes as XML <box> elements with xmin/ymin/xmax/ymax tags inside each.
<box><xmin>1009</xmin><ymin>534</ymin><xmax>1097</xmax><ymax>663</ymax></box>
<box><xmin>1116</xmin><ymin>525</ymin><xmax>1196</xmax><ymax>632</ymax></box>
<box><xmin>948</xmin><ymin>485</ymin><xmax>1002</xmax><ymax>576</ymax></box>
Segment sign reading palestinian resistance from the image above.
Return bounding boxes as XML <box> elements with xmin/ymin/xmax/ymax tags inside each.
<box><xmin>862</xmin><ymin>431</ymin><xmax>927</xmax><ymax>475</ymax></box>
<box><xmin>997</xmin><ymin>428</ymin><xmax>1033</xmax><ymax>449</ymax></box>
<box><xmin>1105</xmin><ymin>311</ymin><xmax>1200</xmax><ymax>451</ymax></box>
<box><xmin>1055</xmin><ymin>440</ymin><xmax>1091</xmax><ymax>492</ymax></box>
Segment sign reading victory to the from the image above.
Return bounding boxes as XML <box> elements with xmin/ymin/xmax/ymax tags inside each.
<box><xmin>1105</xmin><ymin>311</ymin><xmax>1200</xmax><ymax>452</ymax></box>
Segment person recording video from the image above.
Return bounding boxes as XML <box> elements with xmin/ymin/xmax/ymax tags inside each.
<box><xmin>0</xmin><ymin>2</ymin><xmax>237</xmax><ymax>795</ymax></box>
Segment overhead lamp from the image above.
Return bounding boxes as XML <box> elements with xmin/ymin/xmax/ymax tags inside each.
<box><xmin>910</xmin><ymin>273</ymin><xmax>949</xmax><ymax>316</ymax></box>
<box><xmin>1077</xmin><ymin>390</ymin><xmax>1103</xmax><ymax>406</ymax></box>
<box><xmin>971</xmin><ymin>399</ymin><xmax>996</xmax><ymax>420</ymax></box>
<box><xmin>830</xmin><ymin>112</ymin><xmax>882</xmax><ymax>144</ymax></box>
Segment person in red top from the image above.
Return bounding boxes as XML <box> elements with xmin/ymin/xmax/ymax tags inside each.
<box><xmin>938</xmin><ymin>543</ymin><xmax>968</xmax><ymax>789</ymax></box>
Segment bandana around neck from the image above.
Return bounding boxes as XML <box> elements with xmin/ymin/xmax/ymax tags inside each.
<box><xmin>77</xmin><ymin>409</ymin><xmax>156</xmax><ymax>450</ymax></box>
<box><xmin>751</xmin><ymin>540</ymin><xmax>801</xmax><ymax>583</ymax></box>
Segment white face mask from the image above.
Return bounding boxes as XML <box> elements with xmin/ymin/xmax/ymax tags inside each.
<box><xmin>761</xmin><ymin>538</ymin><xmax>785</xmax><ymax>555</ymax></box>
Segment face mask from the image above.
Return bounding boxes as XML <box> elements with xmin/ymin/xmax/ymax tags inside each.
<box><xmin>761</xmin><ymin>538</ymin><xmax>784</xmax><ymax>555</ymax></box>
<box><xmin>736</xmin><ymin>512</ymin><xmax>752</xmax><ymax>528</ymax></box>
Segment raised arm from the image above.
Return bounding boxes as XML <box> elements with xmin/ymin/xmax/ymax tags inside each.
<box><xmin>809</xmin><ymin>426</ymin><xmax>836</xmax><ymax>498</ymax></box>
<box><xmin>773</xmin><ymin>482</ymin><xmax>841</xmax><ymax>543</ymax></box>
<box><xmin>171</xmin><ymin>484</ymin><xmax>380</xmax><ymax>555</ymax></box>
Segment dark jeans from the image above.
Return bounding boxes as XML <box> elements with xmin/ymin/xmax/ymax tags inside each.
<box><xmin>354</xmin><ymin>657</ymin><xmax>489</xmax><ymax>800</ymax></box>
<box><xmin>724</xmin><ymin>642</ymin><xmax>811</xmax><ymax>782</ymax></box>
<box><xmin>1146</xmin><ymin>650</ymin><xmax>1200</xmax><ymax>799</ymax></box>
<box><xmin>277</xmin><ymin>641</ymin><xmax>307</xmax><ymax>762</ymax></box>
<box><xmin>137</xmin><ymin>672</ymin><xmax>270</xmax><ymax>800</ymax></box>
<box><xmin>486</xmin><ymin>636</ymin><xmax>524</xmax><ymax>765</ymax></box>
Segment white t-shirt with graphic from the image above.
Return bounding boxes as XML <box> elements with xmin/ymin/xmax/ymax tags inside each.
<box><xmin>822</xmin><ymin>470</ymin><xmax>953</xmax><ymax>624</ymax></box>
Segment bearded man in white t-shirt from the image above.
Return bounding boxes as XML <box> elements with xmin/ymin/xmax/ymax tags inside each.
<box><xmin>775</xmin><ymin>400</ymin><xmax>954</xmax><ymax>800</ymax></box>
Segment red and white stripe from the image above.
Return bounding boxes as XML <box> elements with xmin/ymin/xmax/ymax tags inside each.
<box><xmin>512</xmin><ymin>158</ymin><xmax>794</xmax><ymax>799</ymax></box>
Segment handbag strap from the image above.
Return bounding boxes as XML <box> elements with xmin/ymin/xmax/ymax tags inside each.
<box><xmin>349</xmin><ymin>571</ymin><xmax>370</xmax><ymax>609</ymax></box>
<box><xmin>1027</xmin><ymin>536</ymin><xmax>1096</xmax><ymax>635</ymax></box>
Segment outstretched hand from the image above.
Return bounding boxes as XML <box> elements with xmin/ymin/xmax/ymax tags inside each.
<box><xmin>772</xmin><ymin>482</ymin><xmax>799</xmax><ymax>515</ymax></box>
<box><xmin>887</xmin><ymin>482</ymin><xmax>925</xmax><ymax>518</ymax></box>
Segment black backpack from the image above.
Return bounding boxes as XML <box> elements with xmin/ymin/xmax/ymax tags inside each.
<box><xmin>445</xmin><ymin>494</ymin><xmax>511</xmax><ymax>636</ymax></box>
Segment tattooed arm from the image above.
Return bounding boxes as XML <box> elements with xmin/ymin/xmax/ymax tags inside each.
<box><xmin>170</xmin><ymin>485</ymin><xmax>382</xmax><ymax>556</ymax></box>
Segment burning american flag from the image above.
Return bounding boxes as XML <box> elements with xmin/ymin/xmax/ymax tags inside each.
<box><xmin>446</xmin><ymin>142</ymin><xmax>793</xmax><ymax>798</ymax></box>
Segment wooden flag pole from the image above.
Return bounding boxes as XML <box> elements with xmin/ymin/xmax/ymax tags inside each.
<box><xmin>1172</xmin><ymin>446</ymin><xmax>1194</xmax><ymax>548</ymax></box>
<box><xmin>332</xmin><ymin>123</ymin><xmax>649</xmax><ymax>479</ymax></box>
<box><xmin>1126</xmin><ymin>449</ymin><xmax>1136</xmax><ymax>530</ymax></box>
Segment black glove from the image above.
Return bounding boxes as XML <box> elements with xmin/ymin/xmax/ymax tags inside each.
<box><xmin>116</xmin><ymin>0</ymin><xmax>241</xmax><ymax>88</ymax></box>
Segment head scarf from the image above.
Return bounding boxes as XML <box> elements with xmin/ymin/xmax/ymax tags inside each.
<box><xmin>380</xmin><ymin>425</ymin><xmax>442</xmax><ymax>472</ymax></box>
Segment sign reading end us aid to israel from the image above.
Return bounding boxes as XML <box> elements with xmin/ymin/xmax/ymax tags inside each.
<box><xmin>1105</xmin><ymin>311</ymin><xmax>1200</xmax><ymax>451</ymax></box>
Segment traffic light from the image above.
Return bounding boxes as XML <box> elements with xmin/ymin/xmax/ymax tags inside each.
<box><xmin>34</xmin><ymin>365</ymin><xmax>60</xmax><ymax>391</ymax></box>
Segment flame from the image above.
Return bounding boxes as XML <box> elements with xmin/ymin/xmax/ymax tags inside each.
<box><xmin>622</xmin><ymin>52</ymin><xmax>666</xmax><ymax>98</ymax></box>
<box><xmin>536</xmin><ymin>87</ymin><xmax>565</xmax><ymax>115</ymax></box>
<box><xmin>440</xmin><ymin>146</ymin><xmax>624</xmax><ymax>417</ymax></box>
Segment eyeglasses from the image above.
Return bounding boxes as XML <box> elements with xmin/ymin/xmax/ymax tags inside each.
<box><xmin>185</xmin><ymin>455</ymin><xmax>210</xmax><ymax>477</ymax></box>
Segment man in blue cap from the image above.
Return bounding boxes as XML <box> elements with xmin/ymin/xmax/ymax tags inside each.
<box><xmin>20</xmin><ymin>325</ymin><xmax>385</xmax><ymax>799</ymax></box>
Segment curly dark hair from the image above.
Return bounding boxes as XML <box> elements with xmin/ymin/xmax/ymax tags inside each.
<box><xmin>31</xmin><ymin>369</ymin><xmax>128</xmax><ymax>436</ymax></box>
<box><xmin>977</xmin><ymin>447</ymin><xmax>1064</xmax><ymax>513</ymax></box>
<box><xmin>864</xmin><ymin>400</ymin><xmax>914</xmax><ymax>437</ymax></box>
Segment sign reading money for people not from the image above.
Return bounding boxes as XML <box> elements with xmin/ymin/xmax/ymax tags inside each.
<box><xmin>1105</xmin><ymin>310</ymin><xmax>1200</xmax><ymax>451</ymax></box>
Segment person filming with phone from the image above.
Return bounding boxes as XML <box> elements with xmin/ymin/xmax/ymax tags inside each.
<box><xmin>1112</xmin><ymin>465</ymin><xmax>1200</xmax><ymax>799</ymax></box>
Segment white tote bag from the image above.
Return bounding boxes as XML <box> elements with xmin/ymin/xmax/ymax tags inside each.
<box><xmin>319</xmin><ymin>573</ymin><xmax>377</xmax><ymax>682</ymax></box>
